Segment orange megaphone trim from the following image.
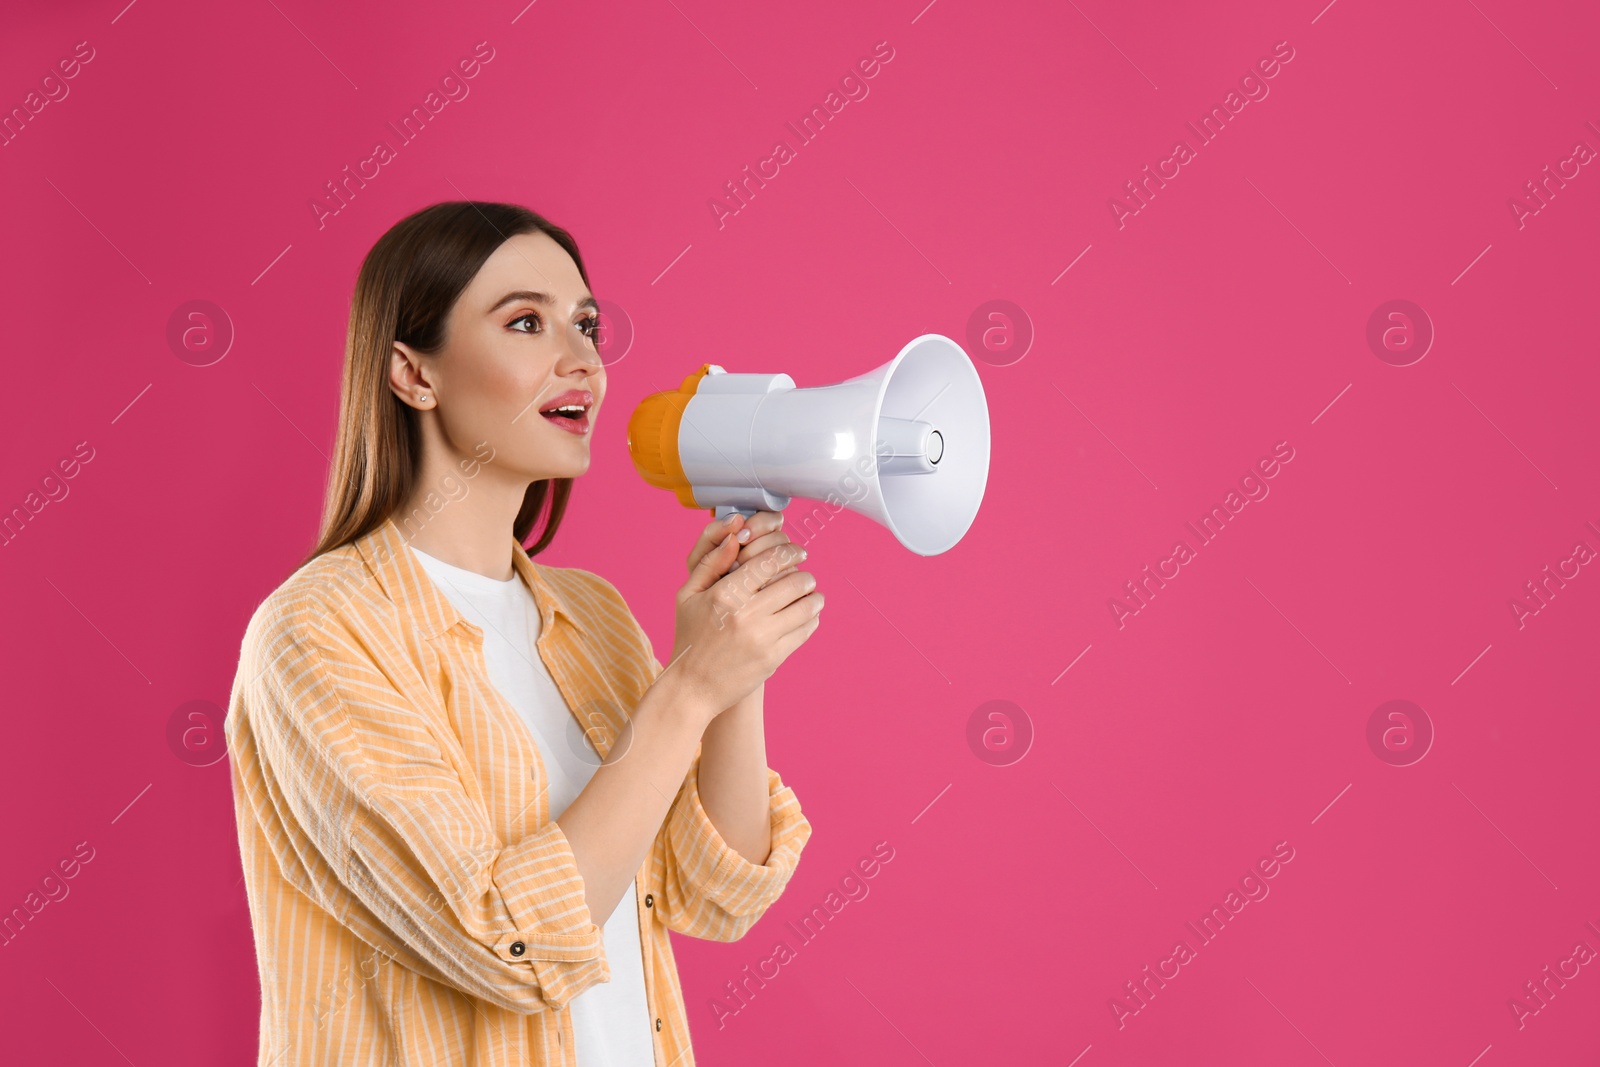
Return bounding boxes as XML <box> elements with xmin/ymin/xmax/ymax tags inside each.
<box><xmin>627</xmin><ymin>363</ymin><xmax>720</xmax><ymax>517</ymax></box>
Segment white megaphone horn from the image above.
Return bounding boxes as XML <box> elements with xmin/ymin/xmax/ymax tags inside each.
<box><xmin>627</xmin><ymin>333</ymin><xmax>990</xmax><ymax>556</ymax></box>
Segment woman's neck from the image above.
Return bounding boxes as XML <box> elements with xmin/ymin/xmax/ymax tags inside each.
<box><xmin>394</xmin><ymin>461</ymin><xmax>529</xmax><ymax>581</ymax></box>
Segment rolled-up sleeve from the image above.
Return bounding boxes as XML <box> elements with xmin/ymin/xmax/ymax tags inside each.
<box><xmin>653</xmin><ymin>743</ymin><xmax>812</xmax><ymax>942</ymax></box>
<box><xmin>235</xmin><ymin>600</ymin><xmax>608</xmax><ymax>1014</ymax></box>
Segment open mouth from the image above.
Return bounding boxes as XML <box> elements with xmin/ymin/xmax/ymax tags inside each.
<box><xmin>537</xmin><ymin>392</ymin><xmax>595</xmax><ymax>433</ymax></box>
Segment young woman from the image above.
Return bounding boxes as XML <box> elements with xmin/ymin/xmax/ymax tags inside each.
<box><xmin>225</xmin><ymin>201</ymin><xmax>823</xmax><ymax>1066</ymax></box>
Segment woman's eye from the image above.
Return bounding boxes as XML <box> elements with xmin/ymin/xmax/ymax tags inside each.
<box><xmin>509</xmin><ymin>312</ymin><xmax>541</xmax><ymax>334</ymax></box>
<box><xmin>579</xmin><ymin>315</ymin><xmax>600</xmax><ymax>341</ymax></box>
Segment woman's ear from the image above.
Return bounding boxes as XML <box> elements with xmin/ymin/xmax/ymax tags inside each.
<box><xmin>389</xmin><ymin>341</ymin><xmax>435</xmax><ymax>409</ymax></box>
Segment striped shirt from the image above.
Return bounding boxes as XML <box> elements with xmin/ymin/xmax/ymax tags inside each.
<box><xmin>224</xmin><ymin>514</ymin><xmax>812</xmax><ymax>1066</ymax></box>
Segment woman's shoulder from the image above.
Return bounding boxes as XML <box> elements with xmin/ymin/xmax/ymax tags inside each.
<box><xmin>532</xmin><ymin>558</ymin><xmax>618</xmax><ymax>593</ymax></box>
<box><xmin>239</xmin><ymin>545</ymin><xmax>377</xmax><ymax>661</ymax></box>
<box><xmin>530</xmin><ymin>560</ymin><xmax>635</xmax><ymax>619</ymax></box>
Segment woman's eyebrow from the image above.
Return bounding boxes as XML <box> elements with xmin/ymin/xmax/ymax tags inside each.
<box><xmin>488</xmin><ymin>290</ymin><xmax>599</xmax><ymax>314</ymax></box>
<box><xmin>488</xmin><ymin>289</ymin><xmax>549</xmax><ymax>312</ymax></box>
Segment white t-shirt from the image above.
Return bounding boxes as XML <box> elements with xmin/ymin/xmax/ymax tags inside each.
<box><xmin>409</xmin><ymin>544</ymin><xmax>655</xmax><ymax>1067</ymax></box>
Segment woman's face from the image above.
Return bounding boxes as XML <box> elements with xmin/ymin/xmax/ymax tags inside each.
<box><xmin>394</xmin><ymin>230</ymin><xmax>606</xmax><ymax>484</ymax></box>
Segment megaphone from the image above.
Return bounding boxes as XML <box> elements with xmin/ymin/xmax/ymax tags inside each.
<box><xmin>627</xmin><ymin>333</ymin><xmax>989</xmax><ymax>556</ymax></box>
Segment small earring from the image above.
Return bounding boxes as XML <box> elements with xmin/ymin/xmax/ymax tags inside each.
<box><xmin>419</xmin><ymin>394</ymin><xmax>429</xmax><ymax>404</ymax></box>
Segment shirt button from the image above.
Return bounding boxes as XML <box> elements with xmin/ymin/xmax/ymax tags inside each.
<box><xmin>644</xmin><ymin>894</ymin><xmax>654</xmax><ymax>908</ymax></box>
<box><xmin>655</xmin><ymin>1017</ymin><xmax>663</xmax><ymax>1032</ymax></box>
<box><xmin>509</xmin><ymin>941</ymin><xmax>526</xmax><ymax>957</ymax></box>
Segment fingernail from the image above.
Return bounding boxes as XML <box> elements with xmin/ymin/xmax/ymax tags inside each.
<box><xmin>737</xmin><ymin>528</ymin><xmax>751</xmax><ymax>543</ymax></box>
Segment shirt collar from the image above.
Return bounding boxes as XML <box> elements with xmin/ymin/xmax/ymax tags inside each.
<box><xmin>353</xmin><ymin>515</ymin><xmax>586</xmax><ymax>641</ymax></box>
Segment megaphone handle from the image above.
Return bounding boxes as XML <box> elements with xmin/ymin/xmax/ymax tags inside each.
<box><xmin>710</xmin><ymin>504</ymin><xmax>760</xmax><ymax>521</ymax></box>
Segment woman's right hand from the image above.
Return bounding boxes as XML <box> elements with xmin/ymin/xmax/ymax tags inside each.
<box><xmin>666</xmin><ymin>514</ymin><xmax>823</xmax><ymax>716</ymax></box>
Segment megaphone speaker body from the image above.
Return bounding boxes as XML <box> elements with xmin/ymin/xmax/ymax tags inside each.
<box><xmin>627</xmin><ymin>334</ymin><xmax>989</xmax><ymax>556</ymax></box>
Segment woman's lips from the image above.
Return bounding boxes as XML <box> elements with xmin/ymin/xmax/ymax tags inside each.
<box><xmin>539</xmin><ymin>410</ymin><xmax>591</xmax><ymax>435</ymax></box>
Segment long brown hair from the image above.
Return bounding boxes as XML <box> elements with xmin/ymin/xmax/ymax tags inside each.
<box><xmin>302</xmin><ymin>201</ymin><xmax>592</xmax><ymax>570</ymax></box>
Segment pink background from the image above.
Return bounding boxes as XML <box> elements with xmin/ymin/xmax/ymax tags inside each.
<box><xmin>2</xmin><ymin>0</ymin><xmax>1598</xmax><ymax>1063</ymax></box>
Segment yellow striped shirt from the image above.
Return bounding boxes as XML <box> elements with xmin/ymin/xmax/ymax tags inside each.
<box><xmin>224</xmin><ymin>515</ymin><xmax>812</xmax><ymax>1066</ymax></box>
